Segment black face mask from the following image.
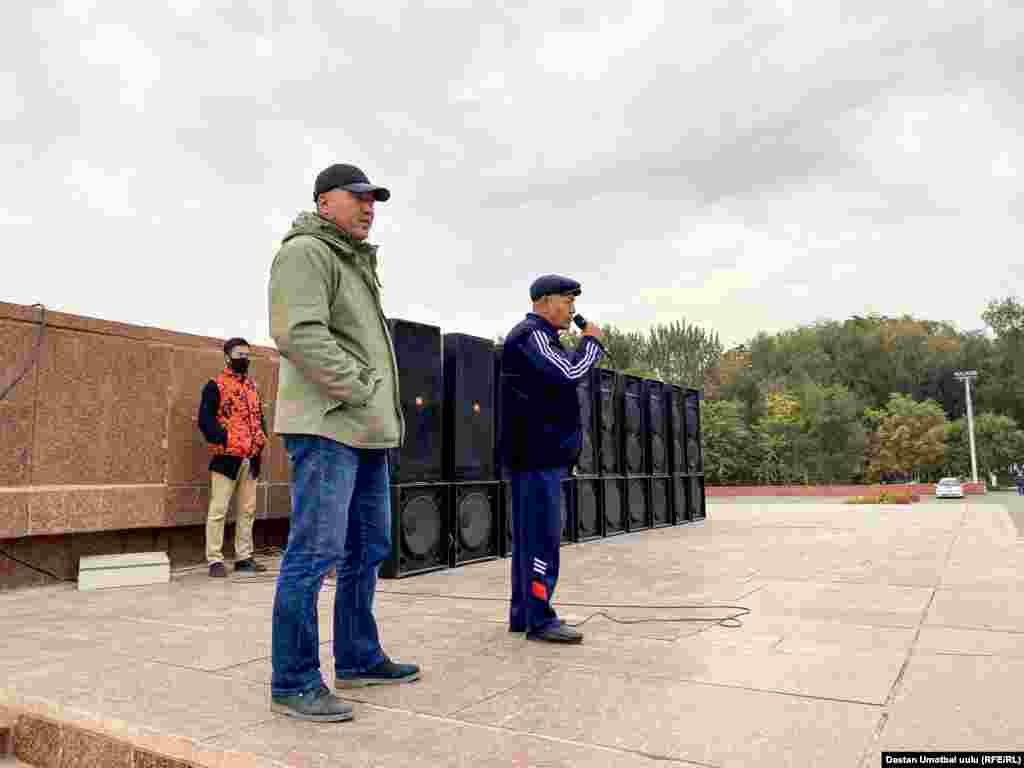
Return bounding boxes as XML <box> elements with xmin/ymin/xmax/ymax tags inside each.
<box><xmin>229</xmin><ymin>358</ymin><xmax>250</xmax><ymax>376</ymax></box>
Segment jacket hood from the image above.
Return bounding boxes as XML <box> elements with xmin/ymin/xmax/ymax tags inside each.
<box><xmin>282</xmin><ymin>212</ymin><xmax>379</xmax><ymax>269</ymax></box>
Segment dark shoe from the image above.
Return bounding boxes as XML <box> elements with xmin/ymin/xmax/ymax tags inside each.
<box><xmin>234</xmin><ymin>558</ymin><xmax>267</xmax><ymax>573</ymax></box>
<box><xmin>270</xmin><ymin>684</ymin><xmax>353</xmax><ymax>722</ymax></box>
<box><xmin>336</xmin><ymin>657</ymin><xmax>420</xmax><ymax>688</ymax></box>
<box><xmin>527</xmin><ymin>623</ymin><xmax>584</xmax><ymax>644</ymax></box>
<box><xmin>208</xmin><ymin>562</ymin><xmax>227</xmax><ymax>578</ymax></box>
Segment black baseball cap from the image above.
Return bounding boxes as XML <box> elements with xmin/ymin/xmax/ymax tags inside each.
<box><xmin>313</xmin><ymin>164</ymin><xmax>391</xmax><ymax>202</ymax></box>
<box><xmin>530</xmin><ymin>274</ymin><xmax>582</xmax><ymax>302</ymax></box>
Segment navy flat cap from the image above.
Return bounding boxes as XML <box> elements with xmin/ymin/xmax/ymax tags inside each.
<box><xmin>530</xmin><ymin>275</ymin><xmax>582</xmax><ymax>302</ymax></box>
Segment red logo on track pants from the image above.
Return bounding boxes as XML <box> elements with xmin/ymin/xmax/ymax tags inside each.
<box><xmin>531</xmin><ymin>580</ymin><xmax>548</xmax><ymax>600</ymax></box>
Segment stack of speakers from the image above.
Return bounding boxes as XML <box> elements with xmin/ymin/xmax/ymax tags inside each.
<box><xmin>383</xmin><ymin>321</ymin><xmax>503</xmax><ymax>578</ymax></box>
<box><xmin>382</xmin><ymin>319</ymin><xmax>705</xmax><ymax>579</ymax></box>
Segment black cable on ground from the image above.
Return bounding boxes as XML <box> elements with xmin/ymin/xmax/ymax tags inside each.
<box><xmin>185</xmin><ymin>555</ymin><xmax>750</xmax><ymax>629</ymax></box>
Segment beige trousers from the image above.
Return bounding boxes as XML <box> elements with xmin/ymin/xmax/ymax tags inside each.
<box><xmin>206</xmin><ymin>459</ymin><xmax>257</xmax><ymax>564</ymax></box>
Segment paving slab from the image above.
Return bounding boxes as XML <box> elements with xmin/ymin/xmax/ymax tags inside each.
<box><xmin>1</xmin><ymin>497</ymin><xmax>1023</xmax><ymax>767</ymax></box>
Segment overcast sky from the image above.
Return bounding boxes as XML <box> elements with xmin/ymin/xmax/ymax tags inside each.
<box><xmin>3</xmin><ymin>1</ymin><xmax>1021</xmax><ymax>350</ymax></box>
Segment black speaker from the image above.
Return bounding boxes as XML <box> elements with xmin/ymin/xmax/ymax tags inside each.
<box><xmin>602</xmin><ymin>476</ymin><xmax>627</xmax><ymax>536</ymax></box>
<box><xmin>595</xmin><ymin>369</ymin><xmax>622</xmax><ymax>474</ymax></box>
<box><xmin>443</xmin><ymin>333</ymin><xmax>495</xmax><ymax>481</ymax></box>
<box><xmin>627</xmin><ymin>476</ymin><xmax>651</xmax><ymax>531</ymax></box>
<box><xmin>388</xmin><ymin>319</ymin><xmax>443</xmax><ymax>483</ymax></box>
<box><xmin>451</xmin><ymin>481</ymin><xmax>500</xmax><ymax>566</ymax></box>
<box><xmin>672</xmin><ymin>475</ymin><xmax>690</xmax><ymax>524</ymax></box>
<box><xmin>560</xmin><ymin>478</ymin><xmax>574</xmax><ymax>545</ymax></box>
<box><xmin>382</xmin><ymin>483</ymin><xmax>450</xmax><ymax>578</ymax></box>
<box><xmin>689</xmin><ymin>475</ymin><xmax>706</xmax><ymax>521</ymax></box>
<box><xmin>621</xmin><ymin>375</ymin><xmax>646</xmax><ymax>476</ymax></box>
<box><xmin>646</xmin><ymin>381</ymin><xmax>669</xmax><ymax>475</ymax></box>
<box><xmin>574</xmin><ymin>476</ymin><xmax>602</xmax><ymax>542</ymax></box>
<box><xmin>575</xmin><ymin>369</ymin><xmax>598</xmax><ymax>475</ymax></box>
<box><xmin>494</xmin><ymin>346</ymin><xmax>507</xmax><ymax>480</ymax></box>
<box><xmin>683</xmin><ymin>388</ymin><xmax>704</xmax><ymax>474</ymax></box>
<box><xmin>501</xmin><ymin>480</ymin><xmax>513</xmax><ymax>557</ymax></box>
<box><xmin>667</xmin><ymin>385</ymin><xmax>685</xmax><ymax>475</ymax></box>
<box><xmin>650</xmin><ymin>476</ymin><xmax>672</xmax><ymax>528</ymax></box>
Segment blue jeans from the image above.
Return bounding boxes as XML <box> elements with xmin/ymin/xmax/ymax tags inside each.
<box><xmin>271</xmin><ymin>436</ymin><xmax>391</xmax><ymax>697</ymax></box>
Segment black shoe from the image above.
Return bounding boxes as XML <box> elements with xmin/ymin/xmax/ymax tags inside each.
<box><xmin>527</xmin><ymin>623</ymin><xmax>584</xmax><ymax>644</ymax></box>
<box><xmin>234</xmin><ymin>558</ymin><xmax>267</xmax><ymax>573</ymax></box>
<box><xmin>209</xmin><ymin>562</ymin><xmax>227</xmax><ymax>578</ymax></box>
<box><xmin>271</xmin><ymin>684</ymin><xmax>353</xmax><ymax>722</ymax></box>
<box><xmin>336</xmin><ymin>657</ymin><xmax>420</xmax><ymax>688</ymax></box>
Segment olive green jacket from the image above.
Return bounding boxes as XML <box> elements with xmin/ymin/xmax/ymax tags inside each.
<box><xmin>268</xmin><ymin>212</ymin><xmax>404</xmax><ymax>449</ymax></box>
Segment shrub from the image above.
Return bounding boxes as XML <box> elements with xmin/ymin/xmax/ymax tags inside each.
<box><xmin>846</xmin><ymin>490</ymin><xmax>920</xmax><ymax>504</ymax></box>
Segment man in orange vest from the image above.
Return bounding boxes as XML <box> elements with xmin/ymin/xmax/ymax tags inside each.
<box><xmin>198</xmin><ymin>337</ymin><xmax>269</xmax><ymax>577</ymax></box>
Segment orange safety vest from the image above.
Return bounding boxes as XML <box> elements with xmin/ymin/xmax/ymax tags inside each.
<box><xmin>208</xmin><ymin>369</ymin><xmax>267</xmax><ymax>459</ymax></box>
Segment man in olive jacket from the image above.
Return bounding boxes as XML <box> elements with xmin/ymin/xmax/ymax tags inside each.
<box><xmin>268</xmin><ymin>164</ymin><xmax>418</xmax><ymax>723</ymax></box>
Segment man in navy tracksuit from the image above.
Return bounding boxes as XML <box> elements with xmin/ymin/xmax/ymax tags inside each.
<box><xmin>500</xmin><ymin>275</ymin><xmax>605</xmax><ymax>643</ymax></box>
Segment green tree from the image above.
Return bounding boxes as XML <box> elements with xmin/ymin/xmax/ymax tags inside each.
<box><xmin>721</xmin><ymin>366</ymin><xmax>766</xmax><ymax>426</ymax></box>
<box><xmin>943</xmin><ymin>413</ymin><xmax>1024</xmax><ymax>481</ymax></box>
<box><xmin>702</xmin><ymin>400</ymin><xmax>756</xmax><ymax>486</ymax></box>
<box><xmin>643</xmin><ymin>319</ymin><xmax>722</xmax><ymax>388</ymax></box>
<box><xmin>866</xmin><ymin>394</ymin><xmax>947</xmax><ymax>482</ymax></box>
<box><xmin>595</xmin><ymin>325</ymin><xmax>646</xmax><ymax>372</ymax></box>
<box><xmin>796</xmin><ymin>382</ymin><xmax>867</xmax><ymax>484</ymax></box>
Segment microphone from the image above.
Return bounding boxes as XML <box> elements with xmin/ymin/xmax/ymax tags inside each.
<box><xmin>573</xmin><ymin>314</ymin><xmax>611</xmax><ymax>361</ymax></box>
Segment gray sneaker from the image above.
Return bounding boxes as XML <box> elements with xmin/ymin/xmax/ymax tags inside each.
<box><xmin>270</xmin><ymin>684</ymin><xmax>353</xmax><ymax>722</ymax></box>
<box><xmin>336</xmin><ymin>656</ymin><xmax>420</xmax><ymax>689</ymax></box>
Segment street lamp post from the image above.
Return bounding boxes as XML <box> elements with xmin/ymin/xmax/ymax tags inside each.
<box><xmin>954</xmin><ymin>370</ymin><xmax>979</xmax><ymax>485</ymax></box>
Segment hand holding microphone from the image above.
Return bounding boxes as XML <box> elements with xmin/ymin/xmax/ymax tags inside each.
<box><xmin>573</xmin><ymin>314</ymin><xmax>604</xmax><ymax>340</ymax></box>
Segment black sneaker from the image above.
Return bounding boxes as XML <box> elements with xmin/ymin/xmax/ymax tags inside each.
<box><xmin>270</xmin><ymin>684</ymin><xmax>353</xmax><ymax>722</ymax></box>
<box><xmin>209</xmin><ymin>562</ymin><xmax>227</xmax><ymax>578</ymax></box>
<box><xmin>234</xmin><ymin>558</ymin><xmax>267</xmax><ymax>573</ymax></box>
<box><xmin>336</xmin><ymin>656</ymin><xmax>420</xmax><ymax>688</ymax></box>
<box><xmin>527</xmin><ymin>623</ymin><xmax>584</xmax><ymax>644</ymax></box>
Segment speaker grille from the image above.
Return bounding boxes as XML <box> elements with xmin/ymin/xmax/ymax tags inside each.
<box><xmin>647</xmin><ymin>382</ymin><xmax>669</xmax><ymax>474</ymax></box>
<box><xmin>596</xmin><ymin>370</ymin><xmax>621</xmax><ymax>474</ymax></box>
<box><xmin>576</xmin><ymin>478</ymin><xmax>601</xmax><ymax>541</ymax></box>
<box><xmin>673</xmin><ymin>476</ymin><xmax>689</xmax><ymax>524</ymax></box>
<box><xmin>689</xmin><ymin>475</ymin><xmax>706</xmax><ymax>520</ymax></box>
<box><xmin>444</xmin><ymin>334</ymin><xmax>495</xmax><ymax>481</ymax></box>
<box><xmin>453</xmin><ymin>482</ymin><xmax>499</xmax><ymax>565</ymax></box>
<box><xmin>684</xmin><ymin>389</ymin><xmax>703</xmax><ymax>472</ymax></box>
<box><xmin>383</xmin><ymin>484</ymin><xmax>449</xmax><ymax>578</ymax></box>
<box><xmin>628</xmin><ymin>478</ymin><xmax>650</xmax><ymax>530</ymax></box>
<box><xmin>501</xmin><ymin>481</ymin><xmax>513</xmax><ymax>556</ymax></box>
<box><xmin>623</xmin><ymin>376</ymin><xmax>645</xmax><ymax>475</ymax></box>
<box><xmin>576</xmin><ymin>372</ymin><xmax>597</xmax><ymax>474</ymax></box>
<box><xmin>603</xmin><ymin>478</ymin><xmax>626</xmax><ymax>535</ymax></box>
<box><xmin>388</xmin><ymin>320</ymin><xmax>443</xmax><ymax>483</ymax></box>
<box><xmin>651</xmin><ymin>477</ymin><xmax>671</xmax><ymax>527</ymax></box>
<box><xmin>560</xmin><ymin>479</ymin><xmax>573</xmax><ymax>545</ymax></box>
<box><xmin>669</xmin><ymin>386</ymin><xmax>685</xmax><ymax>474</ymax></box>
<box><xmin>403</xmin><ymin>495</ymin><xmax>442</xmax><ymax>557</ymax></box>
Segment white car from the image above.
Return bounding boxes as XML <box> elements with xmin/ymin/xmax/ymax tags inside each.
<box><xmin>935</xmin><ymin>477</ymin><xmax>965</xmax><ymax>499</ymax></box>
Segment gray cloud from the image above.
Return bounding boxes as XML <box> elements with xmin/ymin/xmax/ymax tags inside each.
<box><xmin>1</xmin><ymin>0</ymin><xmax>1021</xmax><ymax>352</ymax></box>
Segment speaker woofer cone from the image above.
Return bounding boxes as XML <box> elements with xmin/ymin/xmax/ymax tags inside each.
<box><xmin>458</xmin><ymin>491</ymin><xmax>492</xmax><ymax>551</ymax></box>
<box><xmin>579</xmin><ymin>483</ymin><xmax>598</xmax><ymax>537</ymax></box>
<box><xmin>401</xmin><ymin>494</ymin><xmax>442</xmax><ymax>558</ymax></box>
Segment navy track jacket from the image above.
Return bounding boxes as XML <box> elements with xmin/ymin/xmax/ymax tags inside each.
<box><xmin>499</xmin><ymin>313</ymin><xmax>605</xmax><ymax>471</ymax></box>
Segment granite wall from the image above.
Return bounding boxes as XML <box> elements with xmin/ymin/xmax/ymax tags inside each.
<box><xmin>0</xmin><ymin>301</ymin><xmax>291</xmax><ymax>588</ymax></box>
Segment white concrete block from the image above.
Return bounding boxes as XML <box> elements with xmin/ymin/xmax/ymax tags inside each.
<box><xmin>77</xmin><ymin>551</ymin><xmax>170</xmax><ymax>591</ymax></box>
